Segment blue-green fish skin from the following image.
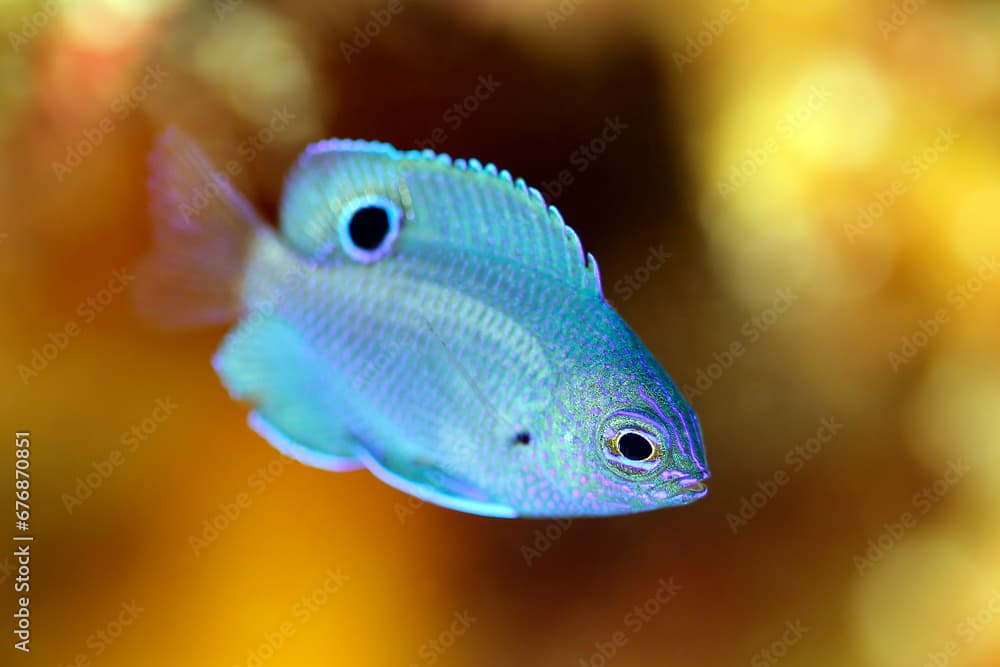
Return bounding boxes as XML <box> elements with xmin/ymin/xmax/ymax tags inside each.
<box><xmin>138</xmin><ymin>129</ymin><xmax>709</xmax><ymax>518</ymax></box>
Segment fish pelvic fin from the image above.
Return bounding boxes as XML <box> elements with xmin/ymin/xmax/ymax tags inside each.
<box><xmin>134</xmin><ymin>127</ymin><xmax>271</xmax><ymax>330</ymax></box>
<box><xmin>355</xmin><ymin>447</ymin><xmax>518</xmax><ymax>518</ymax></box>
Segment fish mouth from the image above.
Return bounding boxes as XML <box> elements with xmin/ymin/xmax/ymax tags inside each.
<box><xmin>675</xmin><ymin>474</ymin><xmax>709</xmax><ymax>500</ymax></box>
<box><xmin>653</xmin><ymin>469</ymin><xmax>709</xmax><ymax>502</ymax></box>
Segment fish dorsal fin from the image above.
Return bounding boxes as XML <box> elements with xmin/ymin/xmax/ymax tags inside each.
<box><xmin>278</xmin><ymin>139</ymin><xmax>603</xmax><ymax>295</ymax></box>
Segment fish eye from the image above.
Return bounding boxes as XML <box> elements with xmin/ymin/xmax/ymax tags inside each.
<box><xmin>616</xmin><ymin>431</ymin><xmax>654</xmax><ymax>461</ymax></box>
<box><xmin>338</xmin><ymin>196</ymin><xmax>403</xmax><ymax>263</ymax></box>
<box><xmin>599</xmin><ymin>412</ymin><xmax>666</xmax><ymax>478</ymax></box>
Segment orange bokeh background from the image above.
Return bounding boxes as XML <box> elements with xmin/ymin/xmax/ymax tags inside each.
<box><xmin>2</xmin><ymin>1</ymin><xmax>999</xmax><ymax>665</ymax></box>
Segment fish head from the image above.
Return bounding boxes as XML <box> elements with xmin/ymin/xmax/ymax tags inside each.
<box><xmin>591</xmin><ymin>399</ymin><xmax>709</xmax><ymax>512</ymax></box>
<box><xmin>558</xmin><ymin>320</ymin><xmax>710</xmax><ymax>516</ymax></box>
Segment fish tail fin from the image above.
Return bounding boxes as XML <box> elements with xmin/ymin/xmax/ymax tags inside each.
<box><xmin>134</xmin><ymin>127</ymin><xmax>270</xmax><ymax>330</ymax></box>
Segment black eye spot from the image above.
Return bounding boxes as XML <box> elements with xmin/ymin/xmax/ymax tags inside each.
<box><xmin>514</xmin><ymin>431</ymin><xmax>531</xmax><ymax>445</ymax></box>
<box><xmin>348</xmin><ymin>206</ymin><xmax>390</xmax><ymax>251</ymax></box>
<box><xmin>618</xmin><ymin>432</ymin><xmax>653</xmax><ymax>461</ymax></box>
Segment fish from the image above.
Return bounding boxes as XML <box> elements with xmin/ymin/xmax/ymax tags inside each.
<box><xmin>136</xmin><ymin>128</ymin><xmax>709</xmax><ymax>518</ymax></box>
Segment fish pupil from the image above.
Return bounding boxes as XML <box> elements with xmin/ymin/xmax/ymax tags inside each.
<box><xmin>514</xmin><ymin>431</ymin><xmax>531</xmax><ymax>445</ymax></box>
<box><xmin>348</xmin><ymin>205</ymin><xmax>391</xmax><ymax>251</ymax></box>
<box><xmin>618</xmin><ymin>432</ymin><xmax>653</xmax><ymax>461</ymax></box>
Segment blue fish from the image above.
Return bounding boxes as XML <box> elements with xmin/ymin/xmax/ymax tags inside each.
<box><xmin>137</xmin><ymin>129</ymin><xmax>709</xmax><ymax>518</ymax></box>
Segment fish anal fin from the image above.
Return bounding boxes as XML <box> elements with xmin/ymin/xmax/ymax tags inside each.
<box><xmin>214</xmin><ymin>316</ymin><xmax>360</xmax><ymax>470</ymax></box>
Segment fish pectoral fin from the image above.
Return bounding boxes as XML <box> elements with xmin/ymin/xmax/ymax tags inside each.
<box><xmin>214</xmin><ymin>316</ymin><xmax>361</xmax><ymax>471</ymax></box>
<box><xmin>356</xmin><ymin>448</ymin><xmax>518</xmax><ymax>518</ymax></box>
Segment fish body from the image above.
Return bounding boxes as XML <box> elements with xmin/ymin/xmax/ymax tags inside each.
<box><xmin>138</xmin><ymin>130</ymin><xmax>709</xmax><ymax>518</ymax></box>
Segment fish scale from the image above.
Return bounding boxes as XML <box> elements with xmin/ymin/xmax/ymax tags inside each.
<box><xmin>275</xmin><ymin>254</ymin><xmax>557</xmax><ymax>454</ymax></box>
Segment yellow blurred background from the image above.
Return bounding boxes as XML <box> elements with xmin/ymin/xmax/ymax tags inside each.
<box><xmin>2</xmin><ymin>0</ymin><xmax>999</xmax><ymax>665</ymax></box>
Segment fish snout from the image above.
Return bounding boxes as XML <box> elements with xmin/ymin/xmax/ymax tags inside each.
<box><xmin>658</xmin><ymin>468</ymin><xmax>709</xmax><ymax>501</ymax></box>
<box><xmin>677</xmin><ymin>474</ymin><xmax>709</xmax><ymax>499</ymax></box>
